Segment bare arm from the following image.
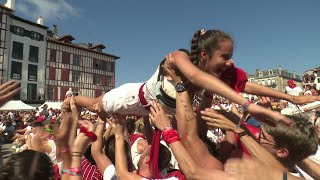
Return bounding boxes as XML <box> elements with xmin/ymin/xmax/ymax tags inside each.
<box><xmin>245</xmin><ymin>82</ymin><xmax>320</xmax><ymax>104</ymax></box>
<box><xmin>297</xmin><ymin>158</ymin><xmax>320</xmax><ymax>180</ymax></box>
<box><xmin>169</xmin><ymin>51</ymin><xmax>248</xmax><ymax>106</ymax></box>
<box><xmin>109</xmin><ymin>116</ymin><xmax>142</xmax><ymax>180</ymax></box>
<box><xmin>201</xmin><ymin>109</ymin><xmax>287</xmax><ymax>172</ymax></box>
<box><xmin>168</xmin><ymin>51</ymin><xmax>293</xmax><ymax>126</ymax></box>
<box><xmin>91</xmin><ymin>119</ymin><xmax>113</xmax><ymax>174</ymax></box>
<box><xmin>149</xmin><ymin>101</ymin><xmax>233</xmax><ymax>180</ymax></box>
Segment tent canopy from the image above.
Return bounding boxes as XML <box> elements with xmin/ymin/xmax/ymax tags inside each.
<box><xmin>40</xmin><ymin>102</ymin><xmax>62</xmax><ymax>110</ymax></box>
<box><xmin>0</xmin><ymin>100</ymin><xmax>36</xmax><ymax>111</ymax></box>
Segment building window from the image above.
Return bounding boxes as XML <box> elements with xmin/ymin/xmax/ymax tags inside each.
<box><xmin>72</xmin><ymin>89</ymin><xmax>79</xmax><ymax>96</ymax></box>
<box><xmin>258</xmin><ymin>71</ymin><xmax>263</xmax><ymax>77</ymax></box>
<box><xmin>50</xmin><ymin>49</ymin><xmax>56</xmax><ymax>62</ymax></box>
<box><xmin>106</xmin><ymin>76</ymin><xmax>114</xmax><ymax>86</ymax></box>
<box><xmin>12</xmin><ymin>26</ymin><xmax>24</xmax><ymax>36</ymax></box>
<box><xmin>28</xmin><ymin>64</ymin><xmax>37</xmax><ymax>81</ymax></box>
<box><xmin>12</xmin><ymin>41</ymin><xmax>23</xmax><ymax>60</ymax></box>
<box><xmin>30</xmin><ymin>32</ymin><xmax>41</xmax><ymax>41</ymax></box>
<box><xmin>72</xmin><ymin>71</ymin><xmax>81</xmax><ymax>82</ymax></box>
<box><xmin>95</xmin><ymin>74</ymin><xmax>101</xmax><ymax>85</ymax></box>
<box><xmin>62</xmin><ymin>52</ymin><xmax>70</xmax><ymax>64</ymax></box>
<box><xmin>106</xmin><ymin>62</ymin><xmax>112</xmax><ymax>71</ymax></box>
<box><xmin>73</xmin><ymin>54</ymin><xmax>81</xmax><ymax>66</ymax></box>
<box><xmin>29</xmin><ymin>45</ymin><xmax>39</xmax><ymax>62</ymax></box>
<box><xmin>269</xmin><ymin>70</ymin><xmax>273</xmax><ymax>75</ymax></box>
<box><xmin>48</xmin><ymin>87</ymin><xmax>54</xmax><ymax>99</ymax></box>
<box><xmin>95</xmin><ymin>60</ymin><xmax>102</xmax><ymax>69</ymax></box>
<box><xmin>11</xmin><ymin>61</ymin><xmax>22</xmax><ymax>80</ymax></box>
<box><xmin>27</xmin><ymin>83</ymin><xmax>37</xmax><ymax>100</ymax></box>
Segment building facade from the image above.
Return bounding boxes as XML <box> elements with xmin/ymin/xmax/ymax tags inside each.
<box><xmin>244</xmin><ymin>66</ymin><xmax>302</xmax><ymax>100</ymax></box>
<box><xmin>0</xmin><ymin>4</ymin><xmax>13</xmax><ymax>85</ymax></box>
<box><xmin>45</xmin><ymin>27</ymin><xmax>119</xmax><ymax>102</ymax></box>
<box><xmin>302</xmin><ymin>67</ymin><xmax>320</xmax><ymax>90</ymax></box>
<box><xmin>1</xmin><ymin>0</ymin><xmax>119</xmax><ymax>103</ymax></box>
<box><xmin>8</xmin><ymin>15</ymin><xmax>47</xmax><ymax>101</ymax></box>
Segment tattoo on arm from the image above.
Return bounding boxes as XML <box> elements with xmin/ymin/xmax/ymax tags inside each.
<box><xmin>177</xmin><ymin>93</ymin><xmax>195</xmax><ymax>121</ymax></box>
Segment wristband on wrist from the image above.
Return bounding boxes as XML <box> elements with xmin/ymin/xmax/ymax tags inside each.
<box><xmin>61</xmin><ymin>169</ymin><xmax>69</xmax><ymax>174</ymax></box>
<box><xmin>162</xmin><ymin>128</ymin><xmax>180</xmax><ymax>145</ymax></box>
<box><xmin>242</xmin><ymin>101</ymin><xmax>252</xmax><ymax>112</ymax></box>
<box><xmin>69</xmin><ymin>167</ymin><xmax>82</xmax><ymax>176</ymax></box>
<box><xmin>80</xmin><ymin>126</ymin><xmax>97</xmax><ymax>142</ymax></box>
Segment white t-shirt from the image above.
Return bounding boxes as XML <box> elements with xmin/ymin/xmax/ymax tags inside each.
<box><xmin>103</xmin><ymin>164</ymin><xmax>117</xmax><ymax>180</ymax></box>
<box><xmin>285</xmin><ymin>86</ymin><xmax>302</xmax><ymax>96</ymax></box>
<box><xmin>285</xmin><ymin>86</ymin><xmax>302</xmax><ymax>108</ymax></box>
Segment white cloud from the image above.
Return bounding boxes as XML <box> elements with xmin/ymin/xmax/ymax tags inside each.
<box><xmin>16</xmin><ymin>0</ymin><xmax>81</xmax><ymax>22</ymax></box>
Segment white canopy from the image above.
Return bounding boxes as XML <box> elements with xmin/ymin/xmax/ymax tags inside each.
<box><xmin>40</xmin><ymin>102</ymin><xmax>62</xmax><ymax>110</ymax></box>
<box><xmin>0</xmin><ymin>100</ymin><xmax>36</xmax><ymax>110</ymax></box>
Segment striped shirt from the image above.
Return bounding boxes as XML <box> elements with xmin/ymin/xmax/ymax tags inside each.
<box><xmin>81</xmin><ymin>157</ymin><xmax>103</xmax><ymax>180</ymax></box>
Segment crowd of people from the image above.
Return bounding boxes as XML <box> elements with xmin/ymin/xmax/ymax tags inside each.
<box><xmin>0</xmin><ymin>29</ymin><xmax>320</xmax><ymax>180</ymax></box>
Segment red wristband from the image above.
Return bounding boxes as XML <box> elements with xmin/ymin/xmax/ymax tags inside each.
<box><xmin>80</xmin><ymin>126</ymin><xmax>97</xmax><ymax>142</ymax></box>
<box><xmin>69</xmin><ymin>167</ymin><xmax>82</xmax><ymax>176</ymax></box>
<box><xmin>162</xmin><ymin>129</ymin><xmax>180</xmax><ymax>145</ymax></box>
<box><xmin>242</xmin><ymin>101</ymin><xmax>252</xmax><ymax>112</ymax></box>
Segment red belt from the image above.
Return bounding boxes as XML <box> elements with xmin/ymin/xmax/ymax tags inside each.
<box><xmin>138</xmin><ymin>83</ymin><xmax>151</xmax><ymax>111</ymax></box>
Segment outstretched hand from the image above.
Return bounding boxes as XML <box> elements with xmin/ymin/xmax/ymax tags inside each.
<box><xmin>247</xmin><ymin>104</ymin><xmax>293</xmax><ymax>126</ymax></box>
<box><xmin>0</xmin><ymin>80</ymin><xmax>21</xmax><ymax>107</ymax></box>
<box><xmin>200</xmin><ymin>108</ymin><xmax>242</xmax><ymax>133</ymax></box>
<box><xmin>149</xmin><ymin>100</ymin><xmax>172</xmax><ymax>131</ymax></box>
<box><xmin>290</xmin><ymin>95</ymin><xmax>320</xmax><ymax>105</ymax></box>
<box><xmin>107</xmin><ymin>114</ymin><xmax>126</xmax><ymax>135</ymax></box>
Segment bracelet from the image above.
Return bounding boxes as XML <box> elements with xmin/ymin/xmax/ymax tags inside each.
<box><xmin>283</xmin><ymin>172</ymin><xmax>287</xmax><ymax>180</ymax></box>
<box><xmin>237</xmin><ymin>131</ymin><xmax>247</xmax><ymax>139</ymax></box>
<box><xmin>69</xmin><ymin>167</ymin><xmax>82</xmax><ymax>176</ymax></box>
<box><xmin>242</xmin><ymin>101</ymin><xmax>252</xmax><ymax>112</ymax></box>
<box><xmin>80</xmin><ymin>126</ymin><xmax>97</xmax><ymax>142</ymax></box>
<box><xmin>61</xmin><ymin>169</ymin><xmax>69</xmax><ymax>174</ymax></box>
<box><xmin>71</xmin><ymin>154</ymin><xmax>82</xmax><ymax>157</ymax></box>
<box><xmin>162</xmin><ymin>129</ymin><xmax>180</xmax><ymax>145</ymax></box>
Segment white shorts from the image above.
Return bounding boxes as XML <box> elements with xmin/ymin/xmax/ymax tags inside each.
<box><xmin>102</xmin><ymin>83</ymin><xmax>152</xmax><ymax>116</ymax></box>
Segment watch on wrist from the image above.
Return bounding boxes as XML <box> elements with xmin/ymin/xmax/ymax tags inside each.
<box><xmin>175</xmin><ymin>81</ymin><xmax>187</xmax><ymax>92</ymax></box>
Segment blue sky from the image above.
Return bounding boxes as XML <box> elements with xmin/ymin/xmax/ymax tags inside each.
<box><xmin>3</xmin><ymin>0</ymin><xmax>320</xmax><ymax>87</ymax></box>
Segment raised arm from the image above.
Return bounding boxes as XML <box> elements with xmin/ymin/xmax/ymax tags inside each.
<box><xmin>91</xmin><ymin>118</ymin><xmax>113</xmax><ymax>174</ymax></box>
<box><xmin>201</xmin><ymin>109</ymin><xmax>287</xmax><ymax>171</ymax></box>
<box><xmin>109</xmin><ymin>115</ymin><xmax>141</xmax><ymax>180</ymax></box>
<box><xmin>245</xmin><ymin>82</ymin><xmax>320</xmax><ymax>104</ymax></box>
<box><xmin>167</xmin><ymin>51</ymin><xmax>293</xmax><ymax>126</ymax></box>
<box><xmin>149</xmin><ymin>101</ymin><xmax>233</xmax><ymax>180</ymax></box>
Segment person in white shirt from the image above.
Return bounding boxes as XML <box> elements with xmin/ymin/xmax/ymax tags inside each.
<box><xmin>285</xmin><ymin>79</ymin><xmax>303</xmax><ymax>109</ymax></box>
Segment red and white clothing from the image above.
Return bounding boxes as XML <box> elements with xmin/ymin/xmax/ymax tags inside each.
<box><xmin>130</xmin><ymin>133</ymin><xmax>147</xmax><ymax>169</ymax></box>
<box><xmin>102</xmin><ymin>63</ymin><xmax>248</xmax><ymax>116</ymax></box>
<box><xmin>81</xmin><ymin>157</ymin><xmax>103</xmax><ymax>180</ymax></box>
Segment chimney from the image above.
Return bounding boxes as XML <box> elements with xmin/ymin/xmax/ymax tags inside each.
<box><xmin>5</xmin><ymin>0</ymin><xmax>15</xmax><ymax>11</ymax></box>
<box><xmin>52</xmin><ymin>25</ymin><xmax>58</xmax><ymax>35</ymax></box>
<box><xmin>37</xmin><ymin>16</ymin><xmax>43</xmax><ymax>25</ymax></box>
